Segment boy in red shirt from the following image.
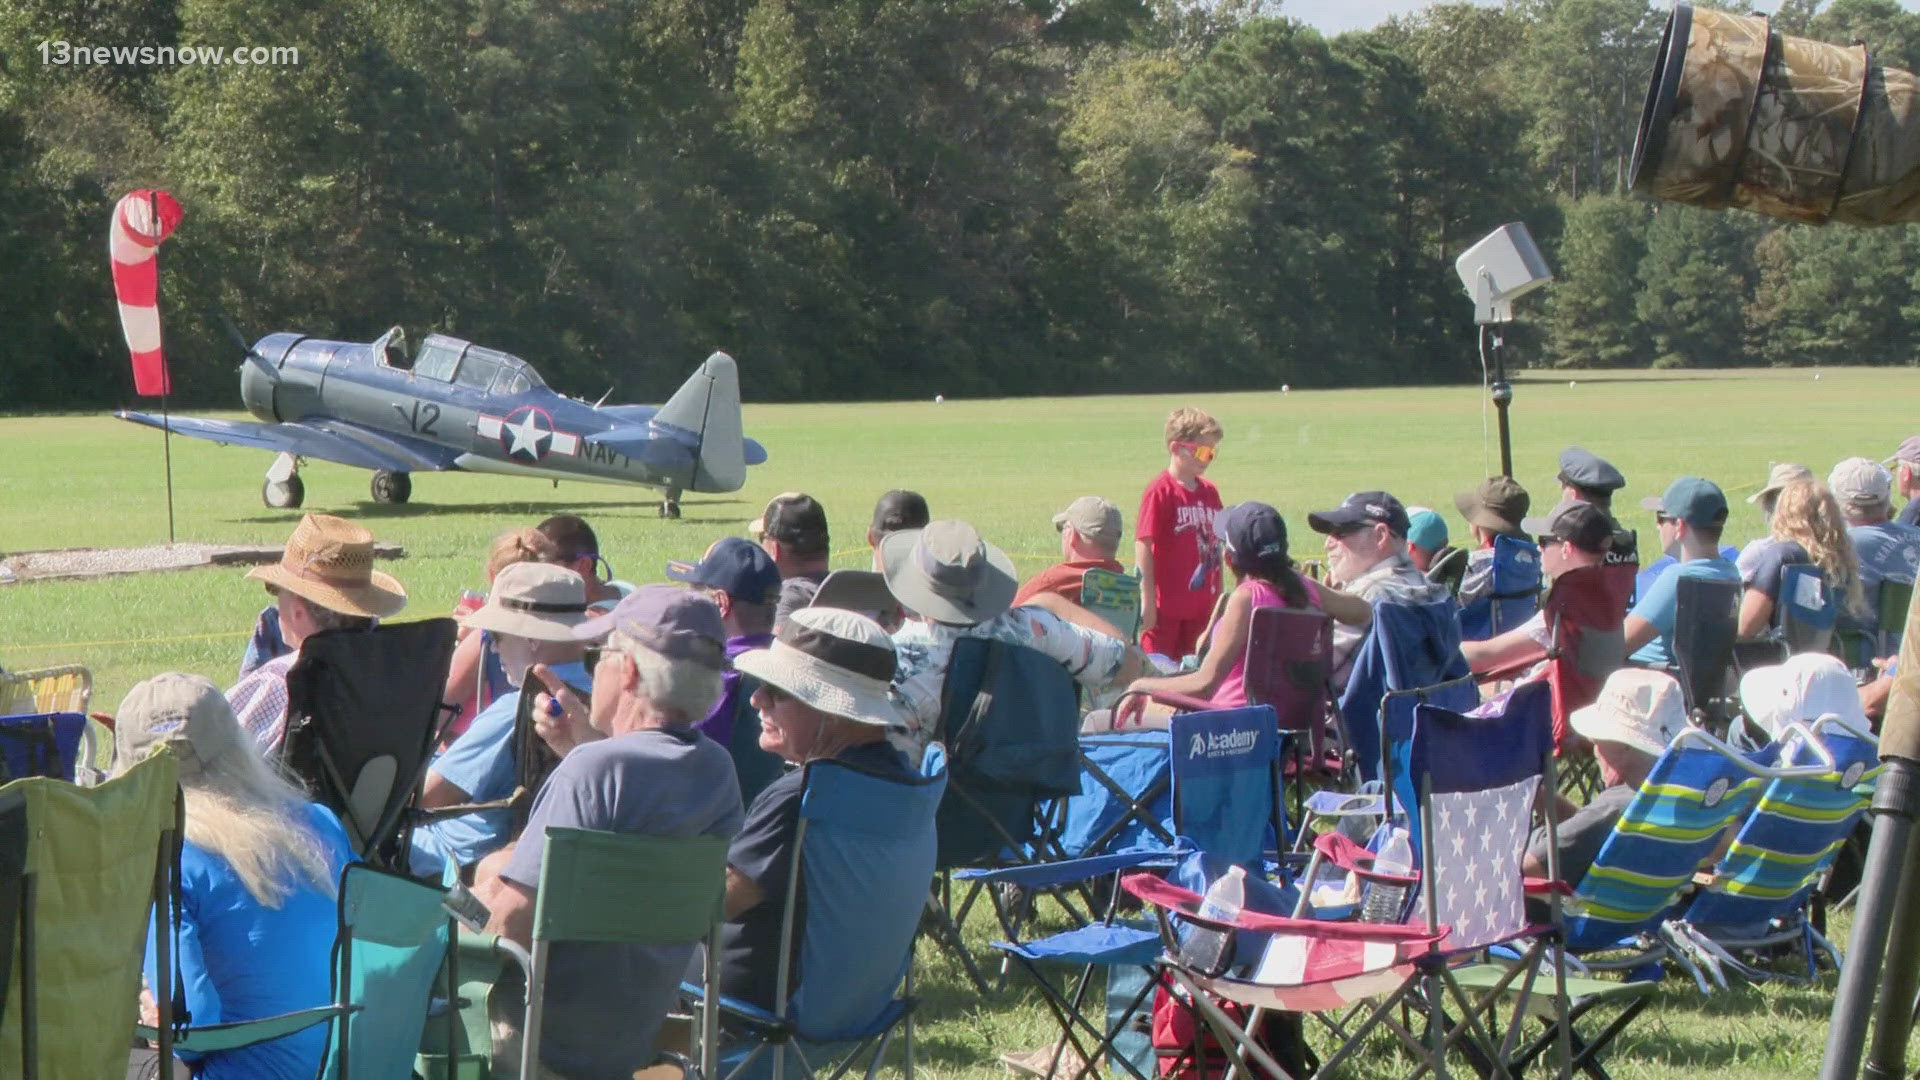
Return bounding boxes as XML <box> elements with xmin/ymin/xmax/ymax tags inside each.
<box><xmin>1137</xmin><ymin>407</ymin><xmax>1224</xmax><ymax>659</ymax></box>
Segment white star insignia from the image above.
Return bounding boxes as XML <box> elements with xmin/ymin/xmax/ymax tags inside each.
<box><xmin>1474</xmin><ymin>882</ymin><xmax>1489</xmax><ymax>909</ymax></box>
<box><xmin>1464</xmin><ymin>801</ymin><xmax>1479</xmax><ymax>828</ymax></box>
<box><xmin>1495</xmin><ymin>799</ymin><xmax>1509</xmax><ymax>822</ymax></box>
<box><xmin>1451</xmin><ymin>831</ymin><xmax>1468</xmax><ymax>857</ymax></box>
<box><xmin>506</xmin><ymin>411</ymin><xmax>548</xmax><ymax>457</ymax></box>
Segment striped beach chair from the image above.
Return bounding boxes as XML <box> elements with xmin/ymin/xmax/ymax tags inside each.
<box><xmin>1664</xmin><ymin>717</ymin><xmax>1879</xmax><ymax>988</ymax></box>
<box><xmin>1564</xmin><ymin>725</ymin><xmax>1846</xmax><ymax>989</ymax></box>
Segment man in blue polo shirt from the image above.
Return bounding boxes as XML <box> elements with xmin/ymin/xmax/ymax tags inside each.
<box><xmin>1623</xmin><ymin>476</ymin><xmax>1740</xmax><ymax>667</ymax></box>
<box><xmin>410</xmin><ymin>562</ymin><xmax>593</xmax><ymax>878</ymax></box>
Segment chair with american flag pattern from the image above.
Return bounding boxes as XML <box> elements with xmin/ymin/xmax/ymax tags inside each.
<box><xmin>1118</xmin><ymin>676</ymin><xmax>1579</xmax><ymax>1078</ymax></box>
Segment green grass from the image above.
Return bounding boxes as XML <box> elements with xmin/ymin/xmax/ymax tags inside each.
<box><xmin>0</xmin><ymin>365</ymin><xmax>1904</xmax><ymax>1076</ymax></box>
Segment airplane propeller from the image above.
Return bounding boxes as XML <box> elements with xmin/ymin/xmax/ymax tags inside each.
<box><xmin>213</xmin><ymin>307</ymin><xmax>278</xmax><ymax>382</ymax></box>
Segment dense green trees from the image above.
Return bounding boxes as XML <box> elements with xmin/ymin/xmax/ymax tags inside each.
<box><xmin>3</xmin><ymin>0</ymin><xmax>1920</xmax><ymax>410</ymax></box>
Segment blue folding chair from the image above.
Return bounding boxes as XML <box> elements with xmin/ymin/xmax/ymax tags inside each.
<box><xmin>1056</xmin><ymin>730</ymin><xmax>1175</xmax><ymax>860</ymax></box>
<box><xmin>687</xmin><ymin>749</ymin><xmax>948</xmax><ymax>1080</ymax></box>
<box><xmin>1775</xmin><ymin>563</ymin><xmax>1838</xmax><ymax>656</ymax></box>
<box><xmin>974</xmin><ymin>707</ymin><xmax>1286</xmax><ymax>1080</ymax></box>
<box><xmin>0</xmin><ymin>713</ymin><xmax>87</xmax><ymax>782</ymax></box>
<box><xmin>1665</xmin><ymin>717</ymin><xmax>1879</xmax><ymax>988</ymax></box>
<box><xmin>1458</xmin><ymin>534</ymin><xmax>1544</xmax><ymax>642</ymax></box>
<box><xmin>1339</xmin><ymin>597</ymin><xmax>1476</xmax><ymax>785</ymax></box>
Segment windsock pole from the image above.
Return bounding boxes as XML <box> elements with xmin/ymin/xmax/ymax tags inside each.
<box><xmin>153</xmin><ymin>191</ymin><xmax>176</xmax><ymax>544</ymax></box>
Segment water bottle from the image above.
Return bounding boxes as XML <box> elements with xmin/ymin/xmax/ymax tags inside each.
<box><xmin>1178</xmin><ymin>865</ymin><xmax>1246</xmax><ymax>976</ymax></box>
<box><xmin>1361</xmin><ymin>827</ymin><xmax>1413</xmax><ymax>923</ymax></box>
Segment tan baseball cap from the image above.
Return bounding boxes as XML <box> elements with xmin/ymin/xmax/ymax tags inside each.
<box><xmin>1053</xmin><ymin>496</ymin><xmax>1123</xmax><ymax>548</ymax></box>
<box><xmin>114</xmin><ymin>673</ymin><xmax>248</xmax><ymax>780</ymax></box>
<box><xmin>1829</xmin><ymin>457</ymin><xmax>1893</xmax><ymax>508</ymax></box>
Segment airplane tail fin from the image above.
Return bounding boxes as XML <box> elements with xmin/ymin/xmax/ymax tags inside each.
<box><xmin>651</xmin><ymin>351</ymin><xmax>745</xmax><ymax>493</ymax></box>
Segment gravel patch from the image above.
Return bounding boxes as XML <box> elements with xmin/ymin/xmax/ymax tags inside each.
<box><xmin>0</xmin><ymin>542</ymin><xmax>405</xmax><ymax>585</ymax></box>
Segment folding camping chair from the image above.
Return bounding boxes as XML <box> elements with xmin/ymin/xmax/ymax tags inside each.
<box><xmin>1837</xmin><ymin>578</ymin><xmax>1914</xmax><ymax>670</ymax></box>
<box><xmin>1117</xmin><ymin>684</ymin><xmax>1570</xmax><ymax>1080</ymax></box>
<box><xmin>1082</xmin><ymin>567</ymin><xmax>1144</xmax><ymax>643</ymax></box>
<box><xmin>926</xmin><ymin>637</ymin><xmax>1084</xmax><ymax>992</ymax></box>
<box><xmin>686</xmin><ymin>751</ymin><xmax>948</xmax><ymax>1080</ymax></box>
<box><xmin>975</xmin><ymin>706</ymin><xmax>1287</xmax><ymax>1080</ymax></box>
<box><xmin>1</xmin><ymin>751</ymin><xmax>180</xmax><ymax>1078</ymax></box>
<box><xmin>0</xmin><ymin>713</ymin><xmax>87</xmax><ymax>783</ymax></box>
<box><xmin>1338</xmin><ymin>597</ymin><xmax>1476</xmax><ymax>785</ymax></box>
<box><xmin>1662</xmin><ymin>717</ymin><xmax>1879</xmax><ymax>989</ymax></box>
<box><xmin>1557</xmin><ymin>725</ymin><xmax>1842</xmax><ymax>989</ymax></box>
<box><xmin>1774</xmin><ymin>563</ymin><xmax>1838</xmax><ymax>657</ymax></box>
<box><xmin>1458</xmin><ymin>534</ymin><xmax>1543</xmax><ymax>642</ymax></box>
<box><xmin>282</xmin><ymin>618</ymin><xmax>459</xmax><ymax>868</ymax></box>
<box><xmin>1478</xmin><ymin>565</ymin><xmax>1627</xmax><ymax>798</ymax></box>
<box><xmin>0</xmin><ymin>665</ymin><xmax>91</xmax><ymax>716</ymax></box>
<box><xmin>462</xmin><ymin>830</ymin><xmax>729</xmax><ymax>1080</ymax></box>
<box><xmin>137</xmin><ymin>861</ymin><xmax>452</xmax><ymax>1079</ymax></box>
<box><xmin>1666</xmin><ymin>575</ymin><xmax>1740</xmax><ymax>730</ymax></box>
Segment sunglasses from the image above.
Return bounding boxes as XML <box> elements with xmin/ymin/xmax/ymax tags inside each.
<box><xmin>1176</xmin><ymin>441</ymin><xmax>1218</xmax><ymax>465</ymax></box>
<box><xmin>1536</xmin><ymin>535</ymin><xmax>1563</xmax><ymax>549</ymax></box>
<box><xmin>1655</xmin><ymin>513</ymin><xmax>1676</xmax><ymax>526</ymax></box>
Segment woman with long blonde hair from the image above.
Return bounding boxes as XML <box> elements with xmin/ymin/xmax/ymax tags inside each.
<box><xmin>121</xmin><ymin>673</ymin><xmax>351</xmax><ymax>1080</ymax></box>
<box><xmin>1737</xmin><ymin>479</ymin><xmax>1865</xmax><ymax>639</ymax></box>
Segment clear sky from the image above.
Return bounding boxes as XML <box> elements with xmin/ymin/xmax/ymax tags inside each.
<box><xmin>1282</xmin><ymin>0</ymin><xmax>1791</xmax><ymax>38</ymax></box>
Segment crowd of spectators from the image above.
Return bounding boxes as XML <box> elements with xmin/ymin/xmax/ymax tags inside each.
<box><xmin>94</xmin><ymin>411</ymin><xmax>1920</xmax><ymax>1079</ymax></box>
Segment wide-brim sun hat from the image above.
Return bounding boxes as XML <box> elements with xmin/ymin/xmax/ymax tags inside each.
<box><xmin>245</xmin><ymin>513</ymin><xmax>407</xmax><ymax>619</ymax></box>
<box><xmin>1568</xmin><ymin>668</ymin><xmax>1687</xmax><ymax>757</ymax></box>
<box><xmin>879</xmin><ymin>521</ymin><xmax>1018</xmax><ymax>626</ymax></box>
<box><xmin>734</xmin><ymin>607</ymin><xmax>902</xmax><ymax>727</ymax></box>
<box><xmin>1739</xmin><ymin>653</ymin><xmax>1871</xmax><ymax>738</ymax></box>
<box><xmin>459</xmin><ymin>562</ymin><xmax>590</xmax><ymax>642</ymax></box>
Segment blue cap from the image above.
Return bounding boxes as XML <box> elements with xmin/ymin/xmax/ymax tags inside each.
<box><xmin>1405</xmin><ymin>509</ymin><xmax>1449</xmax><ymax>553</ymax></box>
<box><xmin>665</xmin><ymin>537</ymin><xmax>782</xmax><ymax>604</ymax></box>
<box><xmin>1558</xmin><ymin>447</ymin><xmax>1626</xmax><ymax>493</ymax></box>
<box><xmin>573</xmin><ymin>584</ymin><xmax>727</xmax><ymax>668</ymax></box>
<box><xmin>1639</xmin><ymin>476</ymin><xmax>1729</xmax><ymax>529</ymax></box>
<box><xmin>1214</xmin><ymin>502</ymin><xmax>1288</xmax><ymax>572</ymax></box>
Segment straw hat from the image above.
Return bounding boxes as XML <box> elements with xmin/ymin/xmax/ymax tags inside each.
<box><xmin>734</xmin><ymin>608</ymin><xmax>902</xmax><ymax>727</ymax></box>
<box><xmin>460</xmin><ymin>562</ymin><xmax>589</xmax><ymax>642</ymax></box>
<box><xmin>246</xmin><ymin>514</ymin><xmax>407</xmax><ymax>619</ymax></box>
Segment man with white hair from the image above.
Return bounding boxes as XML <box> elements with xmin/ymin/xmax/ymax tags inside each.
<box><xmin>410</xmin><ymin>561</ymin><xmax>593</xmax><ymax>878</ymax></box>
<box><xmin>1885</xmin><ymin>436</ymin><xmax>1920</xmax><ymax>529</ymax></box>
<box><xmin>720</xmin><ymin>606</ymin><xmax>920</xmax><ymax>1011</ymax></box>
<box><xmin>1307</xmin><ymin>491</ymin><xmax>1449</xmax><ymax>679</ymax></box>
<box><xmin>480</xmin><ymin>585</ymin><xmax>744</xmax><ymax>1080</ymax></box>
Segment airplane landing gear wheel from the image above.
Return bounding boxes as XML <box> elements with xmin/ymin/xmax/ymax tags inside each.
<box><xmin>660</xmin><ymin>498</ymin><xmax>681</xmax><ymax>519</ymax></box>
<box><xmin>371</xmin><ymin>470</ymin><xmax>412</xmax><ymax>504</ymax></box>
<box><xmin>263</xmin><ymin>475</ymin><xmax>305</xmax><ymax>509</ymax></box>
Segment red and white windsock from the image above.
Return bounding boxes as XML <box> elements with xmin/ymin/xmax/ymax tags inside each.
<box><xmin>110</xmin><ymin>189</ymin><xmax>184</xmax><ymax>397</ymax></box>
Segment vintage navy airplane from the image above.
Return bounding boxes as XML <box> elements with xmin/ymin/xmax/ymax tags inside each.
<box><xmin>117</xmin><ymin>327</ymin><xmax>765</xmax><ymax>517</ymax></box>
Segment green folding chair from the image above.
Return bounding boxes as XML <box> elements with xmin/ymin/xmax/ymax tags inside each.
<box><xmin>136</xmin><ymin>861</ymin><xmax>451</xmax><ymax>1079</ymax></box>
<box><xmin>1080</xmin><ymin>567</ymin><xmax>1143</xmax><ymax>643</ymax></box>
<box><xmin>0</xmin><ymin>751</ymin><xmax>180</xmax><ymax>1079</ymax></box>
<box><xmin>466</xmin><ymin>829</ymin><xmax>729</xmax><ymax>1080</ymax></box>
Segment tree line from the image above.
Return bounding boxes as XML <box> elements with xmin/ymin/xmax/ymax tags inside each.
<box><xmin>3</xmin><ymin>0</ymin><xmax>1918</xmax><ymax>411</ymax></box>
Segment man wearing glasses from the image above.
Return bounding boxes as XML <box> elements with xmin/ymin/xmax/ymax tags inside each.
<box><xmin>1461</xmin><ymin>499</ymin><xmax>1615</xmax><ymax>674</ymax></box>
<box><xmin>1623</xmin><ymin>477</ymin><xmax>1739</xmax><ymax>666</ymax></box>
<box><xmin>1307</xmin><ymin>490</ymin><xmax>1450</xmax><ymax>683</ymax></box>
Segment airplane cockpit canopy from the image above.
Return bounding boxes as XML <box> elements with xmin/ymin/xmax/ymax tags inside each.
<box><xmin>401</xmin><ymin>332</ymin><xmax>547</xmax><ymax>397</ymax></box>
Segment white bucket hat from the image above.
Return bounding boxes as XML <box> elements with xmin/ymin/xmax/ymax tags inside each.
<box><xmin>1739</xmin><ymin>653</ymin><xmax>1870</xmax><ymax>739</ymax></box>
<box><xmin>734</xmin><ymin>607</ymin><xmax>902</xmax><ymax>727</ymax></box>
<box><xmin>1569</xmin><ymin>669</ymin><xmax>1687</xmax><ymax>757</ymax></box>
<box><xmin>459</xmin><ymin>562</ymin><xmax>590</xmax><ymax>642</ymax></box>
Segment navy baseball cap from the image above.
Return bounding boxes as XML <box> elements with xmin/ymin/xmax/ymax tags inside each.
<box><xmin>1557</xmin><ymin>447</ymin><xmax>1626</xmax><ymax>494</ymax></box>
<box><xmin>1215</xmin><ymin>502</ymin><xmax>1288</xmax><ymax>571</ymax></box>
<box><xmin>1640</xmin><ymin>476</ymin><xmax>1729</xmax><ymax>529</ymax></box>
<box><xmin>665</xmin><ymin>536</ymin><xmax>782</xmax><ymax>604</ymax></box>
<box><xmin>1307</xmin><ymin>491</ymin><xmax>1411</xmax><ymax>537</ymax></box>
<box><xmin>573</xmin><ymin>584</ymin><xmax>727</xmax><ymax>668</ymax></box>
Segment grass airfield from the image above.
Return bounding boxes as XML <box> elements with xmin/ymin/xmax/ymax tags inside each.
<box><xmin>1</xmin><ymin>365</ymin><xmax>1908</xmax><ymax>1076</ymax></box>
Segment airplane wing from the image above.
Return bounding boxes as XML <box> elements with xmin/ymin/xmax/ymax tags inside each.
<box><xmin>116</xmin><ymin>412</ymin><xmax>464</xmax><ymax>473</ymax></box>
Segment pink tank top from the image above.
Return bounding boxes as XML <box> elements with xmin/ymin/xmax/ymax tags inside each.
<box><xmin>1210</xmin><ymin>577</ymin><xmax>1319</xmax><ymax>708</ymax></box>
